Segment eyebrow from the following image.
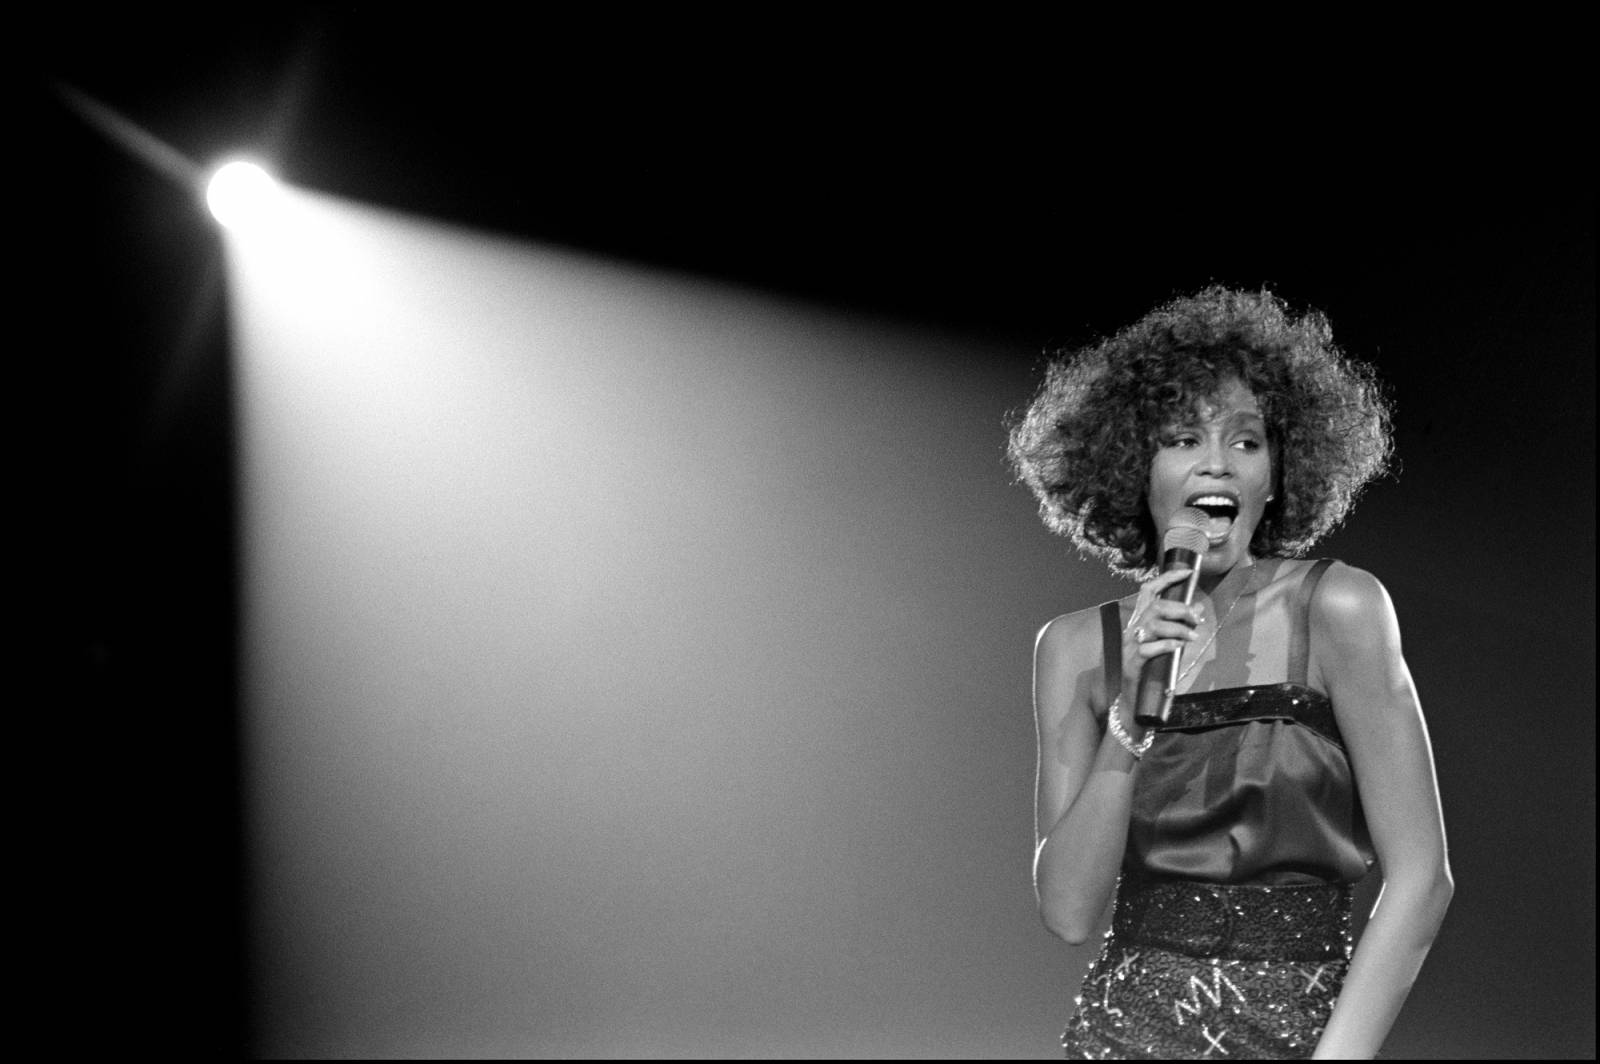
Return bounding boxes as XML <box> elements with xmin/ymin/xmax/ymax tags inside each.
<box><xmin>1169</xmin><ymin>409</ymin><xmax>1266</xmax><ymax>429</ymax></box>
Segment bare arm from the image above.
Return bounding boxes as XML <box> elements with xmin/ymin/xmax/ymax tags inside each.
<box><xmin>1310</xmin><ymin>564</ymin><xmax>1453</xmax><ymax>1060</ymax></box>
<box><xmin>1033</xmin><ymin>571</ymin><xmax>1199</xmax><ymax>942</ymax></box>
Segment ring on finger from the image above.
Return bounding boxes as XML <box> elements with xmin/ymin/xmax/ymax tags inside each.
<box><xmin>1133</xmin><ymin>625</ymin><xmax>1147</xmax><ymax>643</ymax></box>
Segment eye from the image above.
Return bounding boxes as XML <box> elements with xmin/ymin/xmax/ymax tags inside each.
<box><xmin>1232</xmin><ymin>437</ymin><xmax>1263</xmax><ymax>452</ymax></box>
<box><xmin>1162</xmin><ymin>433</ymin><xmax>1199</xmax><ymax>448</ymax></box>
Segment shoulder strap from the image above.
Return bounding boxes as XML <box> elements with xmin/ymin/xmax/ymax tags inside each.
<box><xmin>1100</xmin><ymin>601</ymin><xmax>1124</xmax><ymax>705</ymax></box>
<box><xmin>1287</xmin><ymin>558</ymin><xmax>1336</xmax><ymax>687</ymax></box>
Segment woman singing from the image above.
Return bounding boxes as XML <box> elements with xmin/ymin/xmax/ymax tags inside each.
<box><xmin>1007</xmin><ymin>287</ymin><xmax>1452</xmax><ymax>1059</ymax></box>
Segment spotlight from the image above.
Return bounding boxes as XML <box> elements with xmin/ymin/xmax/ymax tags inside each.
<box><xmin>205</xmin><ymin>160</ymin><xmax>282</xmax><ymax>230</ymax></box>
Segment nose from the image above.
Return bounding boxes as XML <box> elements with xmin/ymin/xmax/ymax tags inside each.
<box><xmin>1194</xmin><ymin>437</ymin><xmax>1233</xmax><ymax>478</ymax></box>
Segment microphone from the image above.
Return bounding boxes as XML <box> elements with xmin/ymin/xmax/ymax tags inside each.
<box><xmin>1133</xmin><ymin>508</ymin><xmax>1209</xmax><ymax>727</ymax></box>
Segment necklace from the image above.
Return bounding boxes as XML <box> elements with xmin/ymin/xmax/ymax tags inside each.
<box><xmin>1174</xmin><ymin>561</ymin><xmax>1266</xmax><ymax>691</ymax></box>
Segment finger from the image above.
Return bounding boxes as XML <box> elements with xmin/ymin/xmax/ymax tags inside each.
<box><xmin>1137</xmin><ymin>638</ymin><xmax>1192</xmax><ymax>659</ymax></box>
<box><xmin>1147</xmin><ymin>599</ymin><xmax>1205</xmax><ymax>626</ymax></box>
<box><xmin>1134</xmin><ymin>618</ymin><xmax>1200</xmax><ymax>642</ymax></box>
<box><xmin>1134</xmin><ymin>575</ymin><xmax>1196</xmax><ymax>622</ymax></box>
<box><xmin>1132</xmin><ymin>633</ymin><xmax>1196</xmax><ymax>659</ymax></box>
<box><xmin>1144</xmin><ymin>567</ymin><xmax>1194</xmax><ymax>595</ymax></box>
<box><xmin>1130</xmin><ymin>602</ymin><xmax>1204</xmax><ymax>637</ymax></box>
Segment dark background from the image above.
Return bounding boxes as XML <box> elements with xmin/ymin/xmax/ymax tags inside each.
<box><xmin>32</xmin><ymin>9</ymin><xmax>1593</xmax><ymax>1057</ymax></box>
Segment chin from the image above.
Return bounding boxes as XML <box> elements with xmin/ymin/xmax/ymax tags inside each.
<box><xmin>1202</xmin><ymin>538</ymin><xmax>1250</xmax><ymax>571</ymax></box>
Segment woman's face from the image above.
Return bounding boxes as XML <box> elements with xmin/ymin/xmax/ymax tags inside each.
<box><xmin>1147</xmin><ymin>378</ymin><xmax>1274</xmax><ymax>576</ymax></box>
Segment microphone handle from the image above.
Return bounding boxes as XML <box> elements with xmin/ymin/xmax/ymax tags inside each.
<box><xmin>1133</xmin><ymin>548</ymin><xmax>1203</xmax><ymax>727</ymax></box>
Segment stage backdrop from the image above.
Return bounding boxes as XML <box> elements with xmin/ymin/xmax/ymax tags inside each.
<box><xmin>230</xmin><ymin>194</ymin><xmax>1593</xmax><ymax>1058</ymax></box>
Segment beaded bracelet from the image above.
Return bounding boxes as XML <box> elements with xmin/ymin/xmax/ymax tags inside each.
<box><xmin>1106</xmin><ymin>695</ymin><xmax>1154</xmax><ymax>759</ymax></box>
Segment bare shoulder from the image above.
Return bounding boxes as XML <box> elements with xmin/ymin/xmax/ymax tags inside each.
<box><xmin>1035</xmin><ymin>601</ymin><xmax>1119</xmax><ymax>670</ymax></box>
<box><xmin>1034</xmin><ymin>602</ymin><xmax>1120</xmax><ymax>725</ymax></box>
<box><xmin>1309</xmin><ymin>560</ymin><xmax>1398</xmax><ymax>632</ymax></box>
<box><xmin>1305</xmin><ymin>561</ymin><xmax>1408</xmax><ymax>696</ymax></box>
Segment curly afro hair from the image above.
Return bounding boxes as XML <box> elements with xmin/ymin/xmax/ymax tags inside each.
<box><xmin>1007</xmin><ymin>286</ymin><xmax>1393</xmax><ymax>576</ymax></box>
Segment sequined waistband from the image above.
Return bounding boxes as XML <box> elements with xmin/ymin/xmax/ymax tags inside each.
<box><xmin>1112</xmin><ymin>876</ymin><xmax>1353</xmax><ymax>962</ymax></box>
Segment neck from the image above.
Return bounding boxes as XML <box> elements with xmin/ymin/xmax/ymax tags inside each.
<box><xmin>1197</xmin><ymin>553</ymin><xmax>1255</xmax><ymax>596</ymax></box>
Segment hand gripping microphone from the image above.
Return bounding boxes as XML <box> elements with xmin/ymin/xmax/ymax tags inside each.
<box><xmin>1133</xmin><ymin>508</ymin><xmax>1210</xmax><ymax>727</ymax></box>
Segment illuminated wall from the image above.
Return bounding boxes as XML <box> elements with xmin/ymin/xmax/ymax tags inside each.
<box><xmin>230</xmin><ymin>194</ymin><xmax>1124</xmax><ymax>1057</ymax></box>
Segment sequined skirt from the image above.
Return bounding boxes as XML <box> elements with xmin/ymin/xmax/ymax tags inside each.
<box><xmin>1062</xmin><ymin>876</ymin><xmax>1353</xmax><ymax>1060</ymax></box>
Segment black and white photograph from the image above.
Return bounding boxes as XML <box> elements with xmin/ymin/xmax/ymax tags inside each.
<box><xmin>32</xmin><ymin>10</ymin><xmax>1593</xmax><ymax>1058</ymax></box>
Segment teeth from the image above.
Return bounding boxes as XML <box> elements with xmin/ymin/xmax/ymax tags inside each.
<box><xmin>1190</xmin><ymin>496</ymin><xmax>1237</xmax><ymax>508</ymax></box>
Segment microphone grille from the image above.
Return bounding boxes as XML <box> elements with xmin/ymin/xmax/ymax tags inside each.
<box><xmin>1163</xmin><ymin>506</ymin><xmax>1211</xmax><ymax>555</ymax></box>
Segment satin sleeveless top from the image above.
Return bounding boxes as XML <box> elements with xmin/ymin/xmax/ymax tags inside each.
<box><xmin>1101</xmin><ymin>559</ymin><xmax>1376</xmax><ymax>887</ymax></box>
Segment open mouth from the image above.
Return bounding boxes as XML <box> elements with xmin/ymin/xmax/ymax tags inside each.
<box><xmin>1185</xmin><ymin>494</ymin><xmax>1240</xmax><ymax>544</ymax></box>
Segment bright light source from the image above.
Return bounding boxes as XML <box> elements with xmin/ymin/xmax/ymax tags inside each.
<box><xmin>206</xmin><ymin>160</ymin><xmax>282</xmax><ymax>230</ymax></box>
